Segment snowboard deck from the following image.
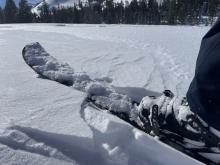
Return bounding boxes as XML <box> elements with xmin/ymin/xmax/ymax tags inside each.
<box><xmin>23</xmin><ymin>42</ymin><xmax>220</xmax><ymax>165</ymax></box>
<box><xmin>22</xmin><ymin>42</ymin><xmax>74</xmax><ymax>86</ymax></box>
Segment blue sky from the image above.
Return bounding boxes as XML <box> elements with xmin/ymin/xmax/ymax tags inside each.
<box><xmin>0</xmin><ymin>0</ymin><xmax>40</xmax><ymax>7</ymax></box>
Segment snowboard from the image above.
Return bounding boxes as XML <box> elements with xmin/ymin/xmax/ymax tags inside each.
<box><xmin>23</xmin><ymin>42</ymin><xmax>220</xmax><ymax>165</ymax></box>
<box><xmin>22</xmin><ymin>42</ymin><xmax>74</xmax><ymax>86</ymax></box>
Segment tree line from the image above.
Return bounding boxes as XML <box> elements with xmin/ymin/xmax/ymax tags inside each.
<box><xmin>0</xmin><ymin>0</ymin><xmax>219</xmax><ymax>25</ymax></box>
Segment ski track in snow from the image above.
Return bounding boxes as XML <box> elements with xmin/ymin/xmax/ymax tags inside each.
<box><xmin>0</xmin><ymin>24</ymin><xmax>209</xmax><ymax>165</ymax></box>
<box><xmin>0</xmin><ymin>32</ymin><xmax>6</xmax><ymax>70</ymax></box>
<box><xmin>51</xmin><ymin>25</ymin><xmax>196</xmax><ymax>96</ymax></box>
<box><xmin>5</xmin><ymin>24</ymin><xmax>204</xmax><ymax>95</ymax></box>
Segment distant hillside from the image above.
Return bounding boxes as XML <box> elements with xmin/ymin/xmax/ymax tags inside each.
<box><xmin>32</xmin><ymin>0</ymin><xmax>81</xmax><ymax>15</ymax></box>
<box><xmin>32</xmin><ymin>0</ymin><xmax>97</xmax><ymax>14</ymax></box>
<box><xmin>31</xmin><ymin>0</ymin><xmax>133</xmax><ymax>15</ymax></box>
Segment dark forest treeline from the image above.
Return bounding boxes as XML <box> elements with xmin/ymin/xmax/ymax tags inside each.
<box><xmin>0</xmin><ymin>0</ymin><xmax>219</xmax><ymax>25</ymax></box>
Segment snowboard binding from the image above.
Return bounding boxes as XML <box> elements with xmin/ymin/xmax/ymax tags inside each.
<box><xmin>138</xmin><ymin>90</ymin><xmax>220</xmax><ymax>149</ymax></box>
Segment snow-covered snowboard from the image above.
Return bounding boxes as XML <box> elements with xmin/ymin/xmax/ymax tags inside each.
<box><xmin>22</xmin><ymin>42</ymin><xmax>74</xmax><ymax>86</ymax></box>
<box><xmin>23</xmin><ymin>42</ymin><xmax>220</xmax><ymax>165</ymax></box>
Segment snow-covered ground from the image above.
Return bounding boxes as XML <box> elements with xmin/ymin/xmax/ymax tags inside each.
<box><xmin>0</xmin><ymin>24</ymin><xmax>209</xmax><ymax>165</ymax></box>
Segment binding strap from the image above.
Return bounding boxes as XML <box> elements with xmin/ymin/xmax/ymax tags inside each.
<box><xmin>186</xmin><ymin>114</ymin><xmax>220</xmax><ymax>148</ymax></box>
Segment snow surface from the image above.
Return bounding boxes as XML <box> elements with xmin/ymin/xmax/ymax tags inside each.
<box><xmin>0</xmin><ymin>24</ymin><xmax>209</xmax><ymax>165</ymax></box>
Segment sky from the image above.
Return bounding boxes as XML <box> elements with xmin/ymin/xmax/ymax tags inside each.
<box><xmin>0</xmin><ymin>0</ymin><xmax>40</xmax><ymax>7</ymax></box>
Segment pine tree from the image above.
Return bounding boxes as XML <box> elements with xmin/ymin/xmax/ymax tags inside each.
<box><xmin>124</xmin><ymin>1</ymin><xmax>132</xmax><ymax>23</ymax></box>
<box><xmin>66</xmin><ymin>7</ymin><xmax>74</xmax><ymax>23</ymax></box>
<box><xmin>167</xmin><ymin>0</ymin><xmax>177</xmax><ymax>25</ymax></box>
<box><xmin>51</xmin><ymin>7</ymin><xmax>58</xmax><ymax>22</ymax></box>
<box><xmin>78</xmin><ymin>1</ymin><xmax>85</xmax><ymax>23</ymax></box>
<box><xmin>115</xmin><ymin>1</ymin><xmax>124</xmax><ymax>23</ymax></box>
<box><xmin>176</xmin><ymin>0</ymin><xmax>187</xmax><ymax>24</ymax></box>
<box><xmin>208</xmin><ymin>0</ymin><xmax>220</xmax><ymax>24</ymax></box>
<box><xmin>73</xmin><ymin>5</ymin><xmax>80</xmax><ymax>23</ymax></box>
<box><xmin>27</xmin><ymin>0</ymin><xmax>220</xmax><ymax>25</ymax></box>
<box><xmin>4</xmin><ymin>0</ymin><xmax>17</xmax><ymax>23</ymax></box>
<box><xmin>92</xmin><ymin>1</ymin><xmax>103</xmax><ymax>23</ymax></box>
<box><xmin>103</xmin><ymin>0</ymin><xmax>115</xmax><ymax>24</ymax></box>
<box><xmin>148</xmin><ymin>0</ymin><xmax>160</xmax><ymax>24</ymax></box>
<box><xmin>18</xmin><ymin>0</ymin><xmax>33</xmax><ymax>23</ymax></box>
<box><xmin>129</xmin><ymin>0</ymin><xmax>139</xmax><ymax>23</ymax></box>
<box><xmin>138</xmin><ymin>0</ymin><xmax>147</xmax><ymax>24</ymax></box>
<box><xmin>160</xmin><ymin>0</ymin><xmax>168</xmax><ymax>24</ymax></box>
<box><xmin>83</xmin><ymin>2</ymin><xmax>94</xmax><ymax>23</ymax></box>
<box><xmin>0</xmin><ymin>7</ymin><xmax>4</xmax><ymax>23</ymax></box>
<box><xmin>39</xmin><ymin>0</ymin><xmax>51</xmax><ymax>23</ymax></box>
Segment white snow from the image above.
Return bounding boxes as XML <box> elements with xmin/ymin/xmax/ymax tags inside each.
<box><xmin>0</xmin><ymin>24</ymin><xmax>210</xmax><ymax>165</ymax></box>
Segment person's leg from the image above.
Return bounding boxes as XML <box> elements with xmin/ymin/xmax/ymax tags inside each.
<box><xmin>187</xmin><ymin>20</ymin><xmax>220</xmax><ymax>130</ymax></box>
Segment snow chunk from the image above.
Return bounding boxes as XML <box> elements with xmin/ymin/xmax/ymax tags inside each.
<box><xmin>86</xmin><ymin>82</ymin><xmax>133</xmax><ymax>113</ymax></box>
<box><xmin>86</xmin><ymin>82</ymin><xmax>115</xmax><ymax>97</ymax></box>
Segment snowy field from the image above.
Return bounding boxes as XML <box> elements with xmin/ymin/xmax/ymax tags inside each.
<box><xmin>0</xmin><ymin>24</ymin><xmax>210</xmax><ymax>165</ymax></box>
